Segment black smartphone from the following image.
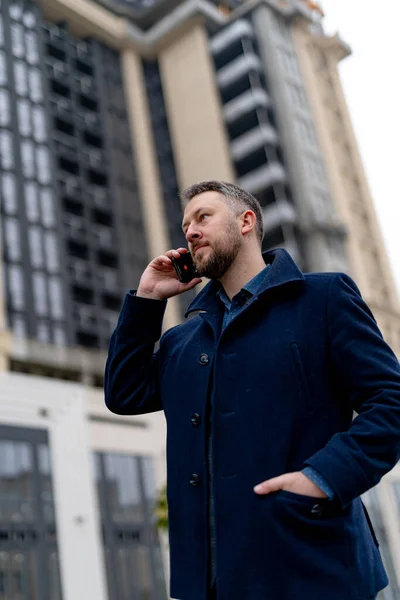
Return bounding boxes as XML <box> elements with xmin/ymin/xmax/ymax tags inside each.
<box><xmin>171</xmin><ymin>252</ymin><xmax>199</xmax><ymax>283</ymax></box>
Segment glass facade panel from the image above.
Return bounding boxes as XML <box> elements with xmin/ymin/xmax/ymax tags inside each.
<box><xmin>44</xmin><ymin>232</ymin><xmax>59</xmax><ymax>272</ymax></box>
<box><xmin>11</xmin><ymin>313</ymin><xmax>26</xmax><ymax>338</ymax></box>
<box><xmin>8</xmin><ymin>265</ymin><xmax>25</xmax><ymax>310</ymax></box>
<box><xmin>25</xmin><ymin>31</ymin><xmax>39</xmax><ymax>65</ymax></box>
<box><xmin>40</xmin><ymin>188</ymin><xmax>55</xmax><ymax>227</ymax></box>
<box><xmin>17</xmin><ymin>99</ymin><xmax>31</xmax><ymax>136</ymax></box>
<box><xmin>32</xmin><ymin>106</ymin><xmax>46</xmax><ymax>142</ymax></box>
<box><xmin>48</xmin><ymin>277</ymin><xmax>64</xmax><ymax>319</ymax></box>
<box><xmin>25</xmin><ymin>181</ymin><xmax>40</xmax><ymax>222</ymax></box>
<box><xmin>4</xmin><ymin>217</ymin><xmax>21</xmax><ymax>261</ymax></box>
<box><xmin>29</xmin><ymin>226</ymin><xmax>44</xmax><ymax>268</ymax></box>
<box><xmin>10</xmin><ymin>23</ymin><xmax>24</xmax><ymax>58</ymax></box>
<box><xmin>32</xmin><ymin>271</ymin><xmax>48</xmax><ymax>316</ymax></box>
<box><xmin>0</xmin><ymin>88</ymin><xmax>10</xmax><ymax>126</ymax></box>
<box><xmin>104</xmin><ymin>454</ymin><xmax>143</xmax><ymax>523</ymax></box>
<box><xmin>95</xmin><ymin>452</ymin><xmax>167</xmax><ymax>600</ymax></box>
<box><xmin>0</xmin><ymin>131</ymin><xmax>14</xmax><ymax>170</ymax></box>
<box><xmin>21</xmin><ymin>140</ymin><xmax>35</xmax><ymax>178</ymax></box>
<box><xmin>14</xmin><ymin>61</ymin><xmax>28</xmax><ymax>96</ymax></box>
<box><xmin>0</xmin><ymin>51</ymin><xmax>7</xmax><ymax>85</ymax></box>
<box><xmin>37</xmin><ymin>146</ymin><xmax>51</xmax><ymax>183</ymax></box>
<box><xmin>0</xmin><ymin>427</ymin><xmax>62</xmax><ymax>600</ymax></box>
<box><xmin>28</xmin><ymin>68</ymin><xmax>43</xmax><ymax>103</ymax></box>
<box><xmin>2</xmin><ymin>173</ymin><xmax>17</xmax><ymax>215</ymax></box>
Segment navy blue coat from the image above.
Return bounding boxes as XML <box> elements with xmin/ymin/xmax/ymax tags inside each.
<box><xmin>105</xmin><ymin>249</ymin><xmax>400</xmax><ymax>600</ymax></box>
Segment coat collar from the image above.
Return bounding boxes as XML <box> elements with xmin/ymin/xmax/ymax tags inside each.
<box><xmin>185</xmin><ymin>248</ymin><xmax>305</xmax><ymax>318</ymax></box>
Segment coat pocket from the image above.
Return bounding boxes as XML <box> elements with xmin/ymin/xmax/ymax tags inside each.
<box><xmin>290</xmin><ymin>342</ymin><xmax>314</xmax><ymax>414</ymax></box>
<box><xmin>273</xmin><ymin>490</ymin><xmax>354</xmax><ymax>569</ymax></box>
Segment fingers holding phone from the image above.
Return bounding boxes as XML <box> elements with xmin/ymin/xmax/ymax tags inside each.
<box><xmin>137</xmin><ymin>249</ymin><xmax>202</xmax><ymax>300</ymax></box>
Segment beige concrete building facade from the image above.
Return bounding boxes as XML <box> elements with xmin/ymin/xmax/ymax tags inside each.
<box><xmin>0</xmin><ymin>0</ymin><xmax>399</xmax><ymax>599</ymax></box>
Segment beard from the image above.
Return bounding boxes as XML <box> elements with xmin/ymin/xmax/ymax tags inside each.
<box><xmin>194</xmin><ymin>221</ymin><xmax>242</xmax><ymax>280</ymax></box>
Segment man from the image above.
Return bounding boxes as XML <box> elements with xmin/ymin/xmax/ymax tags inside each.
<box><xmin>105</xmin><ymin>180</ymin><xmax>400</xmax><ymax>600</ymax></box>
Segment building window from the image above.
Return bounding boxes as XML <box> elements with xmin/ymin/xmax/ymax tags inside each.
<box><xmin>0</xmin><ymin>17</ymin><xmax>4</xmax><ymax>47</ymax></box>
<box><xmin>21</xmin><ymin>139</ymin><xmax>36</xmax><ymax>178</ymax></box>
<box><xmin>4</xmin><ymin>217</ymin><xmax>21</xmax><ymax>261</ymax></box>
<box><xmin>9</xmin><ymin>3</ymin><xmax>23</xmax><ymax>20</ymax></box>
<box><xmin>44</xmin><ymin>232</ymin><xmax>59</xmax><ymax>273</ymax></box>
<box><xmin>0</xmin><ymin>131</ymin><xmax>15</xmax><ymax>170</ymax></box>
<box><xmin>12</xmin><ymin>313</ymin><xmax>27</xmax><ymax>338</ymax></box>
<box><xmin>40</xmin><ymin>188</ymin><xmax>55</xmax><ymax>227</ymax></box>
<box><xmin>0</xmin><ymin>51</ymin><xmax>7</xmax><ymax>85</ymax></box>
<box><xmin>14</xmin><ymin>61</ymin><xmax>29</xmax><ymax>96</ymax></box>
<box><xmin>32</xmin><ymin>272</ymin><xmax>48</xmax><ymax>316</ymax></box>
<box><xmin>29</xmin><ymin>226</ymin><xmax>44</xmax><ymax>268</ymax></box>
<box><xmin>37</xmin><ymin>146</ymin><xmax>51</xmax><ymax>183</ymax></box>
<box><xmin>25</xmin><ymin>181</ymin><xmax>40</xmax><ymax>222</ymax></box>
<box><xmin>37</xmin><ymin>320</ymin><xmax>50</xmax><ymax>344</ymax></box>
<box><xmin>25</xmin><ymin>30</ymin><xmax>39</xmax><ymax>65</ymax></box>
<box><xmin>0</xmin><ymin>428</ymin><xmax>62</xmax><ymax>599</ymax></box>
<box><xmin>53</xmin><ymin>325</ymin><xmax>67</xmax><ymax>347</ymax></box>
<box><xmin>23</xmin><ymin>11</ymin><xmax>36</xmax><ymax>28</ymax></box>
<box><xmin>49</xmin><ymin>276</ymin><xmax>64</xmax><ymax>319</ymax></box>
<box><xmin>94</xmin><ymin>452</ymin><xmax>167</xmax><ymax>600</ymax></box>
<box><xmin>17</xmin><ymin>99</ymin><xmax>32</xmax><ymax>136</ymax></box>
<box><xmin>10</xmin><ymin>23</ymin><xmax>24</xmax><ymax>58</ymax></box>
<box><xmin>0</xmin><ymin>88</ymin><xmax>11</xmax><ymax>126</ymax></box>
<box><xmin>29</xmin><ymin>68</ymin><xmax>43</xmax><ymax>103</ymax></box>
<box><xmin>32</xmin><ymin>106</ymin><xmax>47</xmax><ymax>142</ymax></box>
<box><xmin>8</xmin><ymin>265</ymin><xmax>25</xmax><ymax>310</ymax></box>
<box><xmin>2</xmin><ymin>173</ymin><xmax>18</xmax><ymax>215</ymax></box>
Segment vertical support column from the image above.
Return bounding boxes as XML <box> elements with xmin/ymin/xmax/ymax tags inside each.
<box><xmin>121</xmin><ymin>48</ymin><xmax>181</xmax><ymax>330</ymax></box>
<box><xmin>158</xmin><ymin>24</ymin><xmax>235</xmax><ymax>193</ymax></box>
<box><xmin>50</xmin><ymin>389</ymin><xmax>108</xmax><ymax>600</ymax></box>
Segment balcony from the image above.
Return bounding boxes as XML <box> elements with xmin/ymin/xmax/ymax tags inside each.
<box><xmin>217</xmin><ymin>54</ymin><xmax>262</xmax><ymax>89</ymax></box>
<box><xmin>68</xmin><ymin>259</ymin><xmax>92</xmax><ymax>286</ymax></box>
<box><xmin>81</xmin><ymin>147</ymin><xmax>104</xmax><ymax>170</ymax></box>
<box><xmin>87</xmin><ymin>186</ymin><xmax>109</xmax><ymax>210</ymax></box>
<box><xmin>231</xmin><ymin>125</ymin><xmax>278</xmax><ymax>162</ymax></box>
<box><xmin>239</xmin><ymin>163</ymin><xmax>286</xmax><ymax>194</ymax></box>
<box><xmin>64</xmin><ymin>215</ymin><xmax>86</xmax><ymax>241</ymax></box>
<box><xmin>92</xmin><ymin>225</ymin><xmax>113</xmax><ymax>250</ymax></box>
<box><xmin>45</xmin><ymin>57</ymin><xmax>70</xmax><ymax>81</ymax></box>
<box><xmin>97</xmin><ymin>267</ymin><xmax>118</xmax><ymax>293</ymax></box>
<box><xmin>75</xmin><ymin>110</ymin><xmax>101</xmax><ymax>132</ymax></box>
<box><xmin>52</xmin><ymin>131</ymin><xmax>78</xmax><ymax>161</ymax></box>
<box><xmin>262</xmin><ymin>201</ymin><xmax>297</xmax><ymax>234</ymax></box>
<box><xmin>224</xmin><ymin>88</ymin><xmax>269</xmax><ymax>124</ymax></box>
<box><xmin>74</xmin><ymin>304</ymin><xmax>97</xmax><ymax>331</ymax></box>
<box><xmin>58</xmin><ymin>173</ymin><xmax>81</xmax><ymax>198</ymax></box>
<box><xmin>211</xmin><ymin>20</ymin><xmax>254</xmax><ymax>55</ymax></box>
<box><xmin>49</xmin><ymin>97</ymin><xmax>73</xmax><ymax>121</ymax></box>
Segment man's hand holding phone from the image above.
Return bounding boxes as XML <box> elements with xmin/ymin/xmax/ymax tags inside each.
<box><xmin>137</xmin><ymin>248</ymin><xmax>202</xmax><ymax>300</ymax></box>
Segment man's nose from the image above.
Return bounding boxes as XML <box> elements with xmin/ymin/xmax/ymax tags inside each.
<box><xmin>186</xmin><ymin>227</ymin><xmax>201</xmax><ymax>243</ymax></box>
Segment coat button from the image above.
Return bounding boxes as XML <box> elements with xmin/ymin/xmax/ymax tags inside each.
<box><xmin>199</xmin><ymin>353</ymin><xmax>209</xmax><ymax>365</ymax></box>
<box><xmin>311</xmin><ymin>503</ymin><xmax>324</xmax><ymax>517</ymax></box>
<box><xmin>191</xmin><ymin>413</ymin><xmax>201</xmax><ymax>426</ymax></box>
<box><xmin>190</xmin><ymin>474</ymin><xmax>201</xmax><ymax>487</ymax></box>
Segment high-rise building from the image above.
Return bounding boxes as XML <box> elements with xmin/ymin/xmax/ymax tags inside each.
<box><xmin>0</xmin><ymin>0</ymin><xmax>399</xmax><ymax>598</ymax></box>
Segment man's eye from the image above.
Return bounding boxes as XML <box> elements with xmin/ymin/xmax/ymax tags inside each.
<box><xmin>200</xmin><ymin>214</ymin><xmax>209</xmax><ymax>221</ymax></box>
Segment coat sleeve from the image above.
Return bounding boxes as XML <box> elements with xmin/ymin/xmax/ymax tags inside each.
<box><xmin>303</xmin><ymin>273</ymin><xmax>400</xmax><ymax>507</ymax></box>
<box><xmin>104</xmin><ymin>292</ymin><xmax>168</xmax><ymax>416</ymax></box>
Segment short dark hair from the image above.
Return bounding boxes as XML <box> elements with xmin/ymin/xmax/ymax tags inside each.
<box><xmin>180</xmin><ymin>180</ymin><xmax>264</xmax><ymax>245</ymax></box>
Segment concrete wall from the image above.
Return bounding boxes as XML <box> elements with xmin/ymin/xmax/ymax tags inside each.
<box><xmin>159</xmin><ymin>24</ymin><xmax>235</xmax><ymax>193</ymax></box>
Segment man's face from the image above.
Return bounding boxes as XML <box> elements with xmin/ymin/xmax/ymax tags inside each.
<box><xmin>182</xmin><ymin>191</ymin><xmax>243</xmax><ymax>280</ymax></box>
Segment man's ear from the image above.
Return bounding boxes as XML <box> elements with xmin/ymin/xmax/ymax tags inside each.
<box><xmin>240</xmin><ymin>210</ymin><xmax>257</xmax><ymax>236</ymax></box>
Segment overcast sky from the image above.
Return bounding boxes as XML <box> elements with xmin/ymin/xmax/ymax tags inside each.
<box><xmin>321</xmin><ymin>0</ymin><xmax>400</xmax><ymax>295</ymax></box>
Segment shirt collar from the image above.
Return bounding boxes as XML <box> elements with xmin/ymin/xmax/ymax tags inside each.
<box><xmin>217</xmin><ymin>264</ymin><xmax>271</xmax><ymax>309</ymax></box>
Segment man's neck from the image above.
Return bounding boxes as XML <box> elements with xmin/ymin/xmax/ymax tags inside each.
<box><xmin>219</xmin><ymin>253</ymin><xmax>267</xmax><ymax>301</ymax></box>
